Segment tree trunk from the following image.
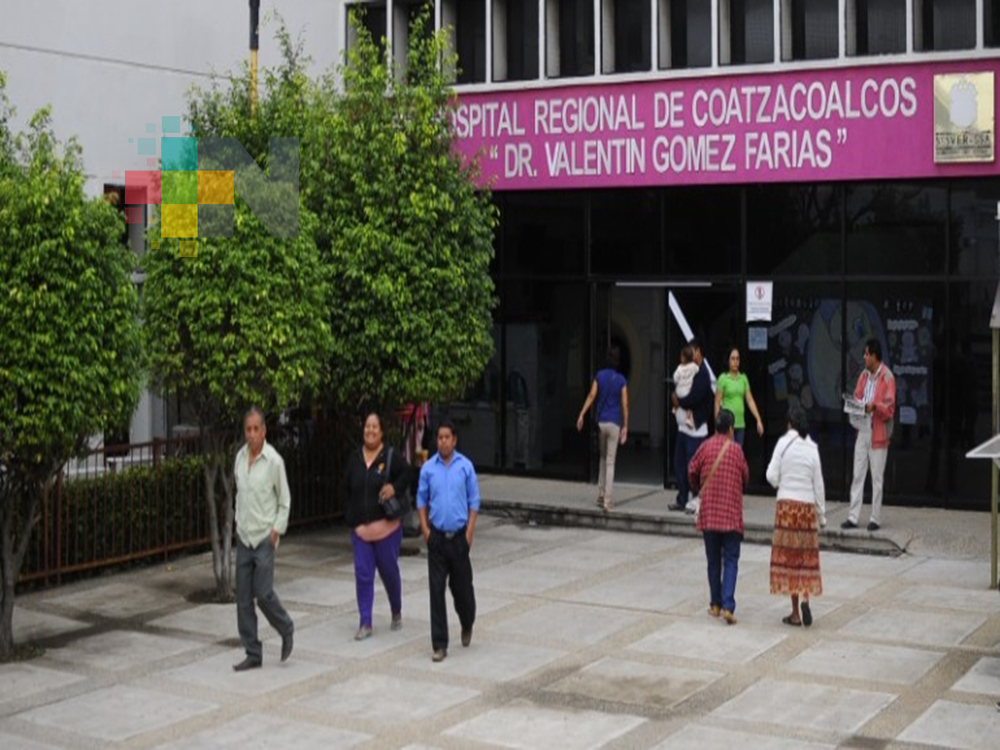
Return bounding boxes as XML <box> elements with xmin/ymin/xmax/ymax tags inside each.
<box><xmin>0</xmin><ymin>480</ymin><xmax>42</xmax><ymax>661</ymax></box>
<box><xmin>204</xmin><ymin>430</ymin><xmax>236</xmax><ymax>602</ymax></box>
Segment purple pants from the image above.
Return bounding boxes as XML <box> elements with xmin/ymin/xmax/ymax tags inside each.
<box><xmin>351</xmin><ymin>525</ymin><xmax>403</xmax><ymax>627</ymax></box>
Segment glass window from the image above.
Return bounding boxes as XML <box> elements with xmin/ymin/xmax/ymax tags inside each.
<box><xmin>347</xmin><ymin>2</ymin><xmax>388</xmax><ymax>59</ymax></box>
<box><xmin>662</xmin><ymin>186</ymin><xmax>741</xmax><ymax>275</ymax></box>
<box><xmin>501</xmin><ymin>191</ymin><xmax>586</xmax><ymax>276</ymax></box>
<box><xmin>659</xmin><ymin>0</ymin><xmax>712</xmax><ymax>69</ymax></box>
<box><xmin>915</xmin><ymin>0</ymin><xmax>976</xmax><ymax>52</ymax></box>
<box><xmin>493</xmin><ymin>0</ymin><xmax>540</xmax><ymax>81</ymax></box>
<box><xmin>602</xmin><ymin>0</ymin><xmax>651</xmax><ymax>73</ymax></box>
<box><xmin>763</xmin><ymin>282</ymin><xmax>847</xmax><ymax>497</ymax></box>
<box><xmin>950</xmin><ymin>181</ymin><xmax>1000</xmax><ymax>278</ymax></box>
<box><xmin>546</xmin><ymin>0</ymin><xmax>595</xmax><ymax>77</ymax></box>
<box><xmin>591</xmin><ymin>189</ymin><xmax>662</xmax><ymax>275</ymax></box>
<box><xmin>845</xmin><ymin>182</ymin><xmax>947</xmax><ymax>276</ymax></box>
<box><xmin>847</xmin><ymin>281</ymin><xmax>946</xmax><ymax>503</ymax></box>
<box><xmin>747</xmin><ymin>185</ymin><xmax>842</xmax><ymax>275</ymax></box>
<box><xmin>436</xmin><ymin>325</ymin><xmax>502</xmax><ymax>469</ymax></box>
<box><xmin>721</xmin><ymin>0</ymin><xmax>774</xmax><ymax>65</ymax></box>
<box><xmin>988</xmin><ymin>0</ymin><xmax>1000</xmax><ymax>47</ymax></box>
<box><xmin>847</xmin><ymin>0</ymin><xmax>905</xmax><ymax>56</ymax></box>
<box><xmin>393</xmin><ymin>0</ymin><xmax>435</xmax><ymax>76</ymax></box>
<box><xmin>442</xmin><ymin>0</ymin><xmax>487</xmax><ymax>83</ymax></box>
<box><xmin>504</xmin><ymin>280</ymin><xmax>590</xmax><ymax>476</ymax></box>
<box><xmin>783</xmin><ymin>0</ymin><xmax>839</xmax><ymax>61</ymax></box>
<box><xmin>944</xmin><ymin>281</ymin><xmax>996</xmax><ymax>508</ymax></box>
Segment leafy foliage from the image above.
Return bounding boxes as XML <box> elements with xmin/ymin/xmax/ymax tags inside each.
<box><xmin>303</xmin><ymin>8</ymin><xmax>498</xmax><ymax>411</ymax></box>
<box><xmin>0</xmin><ymin>71</ymin><xmax>144</xmax><ymax>658</ymax></box>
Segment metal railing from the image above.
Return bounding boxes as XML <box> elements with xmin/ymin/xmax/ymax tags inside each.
<box><xmin>19</xmin><ymin>426</ymin><xmax>342</xmax><ymax>586</ymax></box>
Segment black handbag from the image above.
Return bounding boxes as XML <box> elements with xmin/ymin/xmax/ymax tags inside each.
<box><xmin>380</xmin><ymin>447</ymin><xmax>407</xmax><ymax>520</ymax></box>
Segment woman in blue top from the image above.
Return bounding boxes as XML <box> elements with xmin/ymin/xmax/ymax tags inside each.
<box><xmin>576</xmin><ymin>346</ymin><xmax>629</xmax><ymax>512</ymax></box>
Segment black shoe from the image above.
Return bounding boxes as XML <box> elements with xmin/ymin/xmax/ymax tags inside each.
<box><xmin>281</xmin><ymin>629</ymin><xmax>294</xmax><ymax>662</ymax></box>
<box><xmin>462</xmin><ymin>627</ymin><xmax>472</xmax><ymax>647</ymax></box>
<box><xmin>667</xmin><ymin>503</ymin><xmax>685</xmax><ymax>512</ymax></box>
<box><xmin>867</xmin><ymin>522</ymin><xmax>880</xmax><ymax>532</ymax></box>
<box><xmin>841</xmin><ymin>520</ymin><xmax>857</xmax><ymax>529</ymax></box>
<box><xmin>801</xmin><ymin>601</ymin><xmax>812</xmax><ymax>627</ymax></box>
<box><xmin>232</xmin><ymin>656</ymin><xmax>262</xmax><ymax>672</ymax></box>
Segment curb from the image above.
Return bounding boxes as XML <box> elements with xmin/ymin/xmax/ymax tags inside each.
<box><xmin>480</xmin><ymin>499</ymin><xmax>907</xmax><ymax>557</ymax></box>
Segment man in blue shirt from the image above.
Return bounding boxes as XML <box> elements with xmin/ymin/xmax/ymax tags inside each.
<box><xmin>417</xmin><ymin>420</ymin><xmax>480</xmax><ymax>663</ymax></box>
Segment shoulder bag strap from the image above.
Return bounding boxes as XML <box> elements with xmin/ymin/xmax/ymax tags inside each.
<box><xmin>384</xmin><ymin>446</ymin><xmax>393</xmax><ymax>483</ymax></box>
<box><xmin>701</xmin><ymin>440</ymin><xmax>731</xmax><ymax>495</ymax></box>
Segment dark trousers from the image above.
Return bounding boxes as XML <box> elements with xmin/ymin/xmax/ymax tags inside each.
<box><xmin>352</xmin><ymin>525</ymin><xmax>403</xmax><ymax>627</ymax></box>
<box><xmin>427</xmin><ymin>527</ymin><xmax>476</xmax><ymax>650</ymax></box>
<box><xmin>674</xmin><ymin>432</ymin><xmax>706</xmax><ymax>507</ymax></box>
<box><xmin>703</xmin><ymin>530</ymin><xmax>742</xmax><ymax>613</ymax></box>
<box><xmin>236</xmin><ymin>538</ymin><xmax>294</xmax><ymax>661</ymax></box>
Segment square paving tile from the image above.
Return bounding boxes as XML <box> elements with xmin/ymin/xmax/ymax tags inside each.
<box><xmin>581</xmin><ymin>531</ymin><xmax>685</xmax><ymax>555</ymax></box>
<box><xmin>813</xmin><ymin>573</ymin><xmax>886</xmax><ymax>599</ymax></box>
<box><xmin>0</xmin><ymin>663</ymin><xmax>86</xmax><ymax>703</ymax></box>
<box><xmin>150</xmin><ymin>603</ymin><xmax>242</xmax><ymax>640</ymax></box>
<box><xmin>952</xmin><ymin>656</ymin><xmax>1000</xmax><ymax>695</ymax></box>
<box><xmin>0</xmin><ymin>732</ymin><xmax>64</xmax><ymax>750</ymax></box>
<box><xmin>819</xmin><ymin>553</ymin><xmax>920</xmax><ymax>579</ymax></box>
<box><xmin>899</xmin><ymin>559</ymin><xmax>992</xmax><ymax>589</ymax></box>
<box><xmin>151</xmin><ymin>711</ymin><xmax>370</xmax><ymax>749</ymax></box>
<box><xmin>399</xmin><ymin>639</ymin><xmax>565</xmax><ymax>682</ymax></box>
<box><xmin>490</xmin><ymin>602</ymin><xmax>641</xmax><ymax>646</ymax></box>
<box><xmin>294</xmin><ymin>615</ymin><xmax>426</xmax><ymax>659</ymax></box>
<box><xmin>522</xmin><ymin>545</ymin><xmax>641</xmax><ymax>571</ymax></box>
<box><xmin>444</xmin><ymin>699</ymin><xmax>645</xmax><ymax>749</ymax></box>
<box><xmin>897</xmin><ymin>700</ymin><xmax>1000</xmax><ymax>749</ymax></box>
<box><xmin>160</xmin><ymin>645</ymin><xmax>337</xmax><ymax>696</ymax></box>
<box><xmin>628</xmin><ymin>620</ymin><xmax>787</xmax><ymax>665</ymax></box>
<box><xmin>565</xmin><ymin>576</ymin><xmax>703</xmax><ymax>613</ymax></box>
<box><xmin>46</xmin><ymin>629</ymin><xmax>202</xmax><ymax>671</ymax></box>
<box><xmin>712</xmin><ymin>678</ymin><xmax>896</xmax><ymax>734</ymax></box>
<box><xmin>13</xmin><ymin>608</ymin><xmax>89</xmax><ymax>643</ymax></box>
<box><xmin>295</xmin><ymin>673</ymin><xmax>478</xmax><ymax>721</ymax></box>
<box><xmin>17</xmin><ymin>684</ymin><xmax>217</xmax><ymax>742</ymax></box>
<box><xmin>840</xmin><ymin>608</ymin><xmax>986</xmax><ymax>647</ymax></box>
<box><xmin>784</xmin><ymin>639</ymin><xmax>944</xmax><ymax>685</ymax></box>
<box><xmin>41</xmin><ymin>582</ymin><xmax>183</xmax><ymax>619</ymax></box>
<box><xmin>651</xmin><ymin>724</ymin><xmax>836</xmax><ymax>749</ymax></box>
<box><xmin>277</xmin><ymin>577</ymin><xmax>358</xmax><ymax>607</ymax></box>
<box><xmin>892</xmin><ymin>584</ymin><xmax>1000</xmax><ymax>613</ymax></box>
<box><xmin>474</xmin><ymin>562</ymin><xmax>589</xmax><ymax>595</ymax></box>
<box><xmin>547</xmin><ymin>657</ymin><xmax>722</xmax><ymax>708</ymax></box>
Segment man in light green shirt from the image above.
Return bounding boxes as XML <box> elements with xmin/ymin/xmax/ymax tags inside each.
<box><xmin>232</xmin><ymin>406</ymin><xmax>294</xmax><ymax>672</ymax></box>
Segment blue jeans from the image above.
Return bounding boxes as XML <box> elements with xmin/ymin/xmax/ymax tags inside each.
<box><xmin>733</xmin><ymin>429</ymin><xmax>745</xmax><ymax>447</ymax></box>
<box><xmin>674</xmin><ymin>433</ymin><xmax>705</xmax><ymax>507</ymax></box>
<box><xmin>703</xmin><ymin>531</ymin><xmax>742</xmax><ymax>613</ymax></box>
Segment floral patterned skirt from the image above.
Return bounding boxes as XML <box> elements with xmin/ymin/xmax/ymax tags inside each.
<box><xmin>770</xmin><ymin>500</ymin><xmax>822</xmax><ymax>596</ymax></box>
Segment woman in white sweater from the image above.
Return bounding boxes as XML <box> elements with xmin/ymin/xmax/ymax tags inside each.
<box><xmin>767</xmin><ymin>405</ymin><xmax>826</xmax><ymax>627</ymax></box>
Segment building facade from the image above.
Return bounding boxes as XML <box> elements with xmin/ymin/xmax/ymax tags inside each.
<box><xmin>353</xmin><ymin>0</ymin><xmax>1000</xmax><ymax>509</ymax></box>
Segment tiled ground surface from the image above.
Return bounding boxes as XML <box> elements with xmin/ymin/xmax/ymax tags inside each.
<box><xmin>3</xmin><ymin>516</ymin><xmax>1000</xmax><ymax>749</ymax></box>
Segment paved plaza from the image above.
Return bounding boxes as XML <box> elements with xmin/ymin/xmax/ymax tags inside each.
<box><xmin>2</xmin><ymin>479</ymin><xmax>1000</xmax><ymax>749</ymax></box>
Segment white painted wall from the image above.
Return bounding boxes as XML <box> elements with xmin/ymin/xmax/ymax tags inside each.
<box><xmin>0</xmin><ymin>0</ymin><xmax>343</xmax><ymax>199</ymax></box>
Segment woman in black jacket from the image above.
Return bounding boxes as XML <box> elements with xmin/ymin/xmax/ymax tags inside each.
<box><xmin>341</xmin><ymin>413</ymin><xmax>412</xmax><ymax>640</ymax></box>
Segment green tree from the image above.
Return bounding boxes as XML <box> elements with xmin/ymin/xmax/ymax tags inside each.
<box><xmin>0</xmin><ymin>73</ymin><xmax>144</xmax><ymax>659</ymax></box>
<box><xmin>305</xmin><ymin>8</ymin><xmax>497</xmax><ymax>412</ymax></box>
<box><xmin>143</xmin><ymin>55</ymin><xmax>333</xmax><ymax>600</ymax></box>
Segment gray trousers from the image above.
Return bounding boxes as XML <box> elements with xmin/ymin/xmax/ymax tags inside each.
<box><xmin>236</xmin><ymin>538</ymin><xmax>294</xmax><ymax>661</ymax></box>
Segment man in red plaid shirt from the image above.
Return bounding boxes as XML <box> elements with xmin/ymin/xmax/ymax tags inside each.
<box><xmin>688</xmin><ymin>409</ymin><xmax>749</xmax><ymax>625</ymax></box>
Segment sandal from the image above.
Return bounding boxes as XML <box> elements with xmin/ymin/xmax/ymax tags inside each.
<box><xmin>782</xmin><ymin>615</ymin><xmax>802</xmax><ymax>627</ymax></box>
<box><xmin>801</xmin><ymin>602</ymin><xmax>813</xmax><ymax>627</ymax></box>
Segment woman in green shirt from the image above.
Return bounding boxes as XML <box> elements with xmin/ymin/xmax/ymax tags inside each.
<box><xmin>715</xmin><ymin>346</ymin><xmax>764</xmax><ymax>447</ymax></box>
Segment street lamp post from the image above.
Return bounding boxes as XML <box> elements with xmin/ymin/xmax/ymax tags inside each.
<box><xmin>249</xmin><ymin>0</ymin><xmax>260</xmax><ymax>117</ymax></box>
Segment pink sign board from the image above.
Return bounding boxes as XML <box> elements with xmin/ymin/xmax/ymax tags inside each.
<box><xmin>453</xmin><ymin>59</ymin><xmax>999</xmax><ymax>190</ymax></box>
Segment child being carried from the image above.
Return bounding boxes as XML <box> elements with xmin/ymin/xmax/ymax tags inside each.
<box><xmin>673</xmin><ymin>345</ymin><xmax>698</xmax><ymax>430</ymax></box>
